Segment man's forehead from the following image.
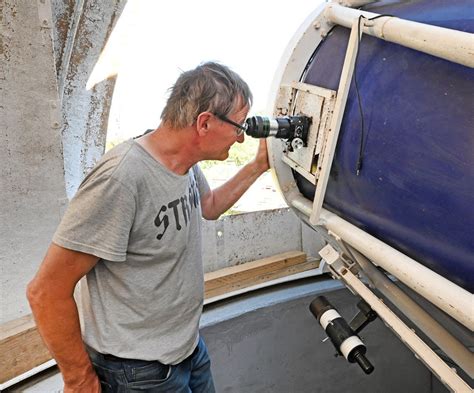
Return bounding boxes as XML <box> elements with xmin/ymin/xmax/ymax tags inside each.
<box><xmin>232</xmin><ymin>94</ymin><xmax>249</xmax><ymax>111</ymax></box>
<box><xmin>232</xmin><ymin>103</ymin><xmax>250</xmax><ymax>119</ymax></box>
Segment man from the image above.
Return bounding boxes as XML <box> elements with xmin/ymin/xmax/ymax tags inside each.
<box><xmin>27</xmin><ymin>62</ymin><xmax>269</xmax><ymax>392</ymax></box>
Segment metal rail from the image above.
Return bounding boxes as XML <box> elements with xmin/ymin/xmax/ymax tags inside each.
<box><xmin>325</xmin><ymin>3</ymin><xmax>474</xmax><ymax>68</ymax></box>
<box><xmin>347</xmin><ymin>245</ymin><xmax>474</xmax><ymax>378</ymax></box>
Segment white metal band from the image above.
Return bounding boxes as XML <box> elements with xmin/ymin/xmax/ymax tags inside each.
<box><xmin>340</xmin><ymin>336</ymin><xmax>364</xmax><ymax>360</ymax></box>
<box><xmin>269</xmin><ymin>119</ymin><xmax>279</xmax><ymax>136</ymax></box>
<box><xmin>319</xmin><ymin>309</ymin><xmax>341</xmax><ymax>330</ymax></box>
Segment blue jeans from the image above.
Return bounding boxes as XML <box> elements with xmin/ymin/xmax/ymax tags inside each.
<box><xmin>87</xmin><ymin>337</ymin><xmax>216</xmax><ymax>392</ymax></box>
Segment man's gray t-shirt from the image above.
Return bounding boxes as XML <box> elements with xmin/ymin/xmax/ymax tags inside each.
<box><xmin>53</xmin><ymin>139</ymin><xmax>210</xmax><ymax>364</ymax></box>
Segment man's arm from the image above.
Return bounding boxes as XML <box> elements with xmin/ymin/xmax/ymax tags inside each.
<box><xmin>201</xmin><ymin>139</ymin><xmax>270</xmax><ymax>220</ymax></box>
<box><xmin>27</xmin><ymin>243</ymin><xmax>100</xmax><ymax>393</ymax></box>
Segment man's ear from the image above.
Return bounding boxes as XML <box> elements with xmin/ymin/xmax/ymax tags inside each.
<box><xmin>196</xmin><ymin>112</ymin><xmax>213</xmax><ymax>136</ymax></box>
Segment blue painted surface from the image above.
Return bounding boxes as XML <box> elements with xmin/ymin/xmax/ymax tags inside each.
<box><xmin>201</xmin><ymin>278</ymin><xmax>344</xmax><ymax>328</ymax></box>
<box><xmin>298</xmin><ymin>0</ymin><xmax>474</xmax><ymax>292</ymax></box>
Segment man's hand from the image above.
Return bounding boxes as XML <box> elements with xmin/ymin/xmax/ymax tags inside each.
<box><xmin>64</xmin><ymin>370</ymin><xmax>101</xmax><ymax>393</ymax></box>
<box><xmin>251</xmin><ymin>139</ymin><xmax>270</xmax><ymax>174</ymax></box>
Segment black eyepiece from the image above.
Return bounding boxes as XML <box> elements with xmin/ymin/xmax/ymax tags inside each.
<box><xmin>245</xmin><ymin>115</ymin><xmax>311</xmax><ymax>143</ymax></box>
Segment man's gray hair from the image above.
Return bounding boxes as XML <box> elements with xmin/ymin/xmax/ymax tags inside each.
<box><xmin>161</xmin><ymin>62</ymin><xmax>253</xmax><ymax>129</ymax></box>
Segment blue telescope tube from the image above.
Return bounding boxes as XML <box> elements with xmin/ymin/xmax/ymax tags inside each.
<box><xmin>296</xmin><ymin>0</ymin><xmax>474</xmax><ymax>292</ymax></box>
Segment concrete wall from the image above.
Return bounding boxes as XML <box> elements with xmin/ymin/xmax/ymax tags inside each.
<box><xmin>202</xmin><ymin>208</ymin><xmax>325</xmax><ymax>273</ymax></box>
<box><xmin>0</xmin><ymin>0</ymin><xmax>67</xmax><ymax>324</ymax></box>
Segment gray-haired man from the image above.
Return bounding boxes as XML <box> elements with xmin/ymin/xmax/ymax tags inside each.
<box><xmin>28</xmin><ymin>62</ymin><xmax>269</xmax><ymax>392</ymax></box>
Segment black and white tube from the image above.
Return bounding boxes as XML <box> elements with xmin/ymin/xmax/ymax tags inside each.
<box><xmin>245</xmin><ymin>116</ymin><xmax>292</xmax><ymax>138</ymax></box>
<box><xmin>310</xmin><ymin>296</ymin><xmax>374</xmax><ymax>374</ymax></box>
<box><xmin>244</xmin><ymin>115</ymin><xmax>311</xmax><ymax>141</ymax></box>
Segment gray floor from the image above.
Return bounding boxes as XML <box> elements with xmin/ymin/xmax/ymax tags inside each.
<box><xmin>202</xmin><ymin>278</ymin><xmax>446</xmax><ymax>393</ymax></box>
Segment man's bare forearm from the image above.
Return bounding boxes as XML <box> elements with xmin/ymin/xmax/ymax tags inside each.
<box><xmin>28</xmin><ymin>285</ymin><xmax>97</xmax><ymax>388</ymax></box>
<box><xmin>27</xmin><ymin>244</ymin><xmax>100</xmax><ymax>391</ymax></box>
<box><xmin>202</xmin><ymin>159</ymin><xmax>268</xmax><ymax>220</ymax></box>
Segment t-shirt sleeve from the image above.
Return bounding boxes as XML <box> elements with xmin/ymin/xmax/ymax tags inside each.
<box><xmin>53</xmin><ymin>175</ymin><xmax>136</xmax><ymax>262</ymax></box>
<box><xmin>193</xmin><ymin>164</ymin><xmax>210</xmax><ymax>199</ymax></box>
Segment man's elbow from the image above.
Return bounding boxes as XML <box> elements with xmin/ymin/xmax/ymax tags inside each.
<box><xmin>201</xmin><ymin>194</ymin><xmax>222</xmax><ymax>220</ymax></box>
<box><xmin>202</xmin><ymin>210</ymin><xmax>221</xmax><ymax>221</ymax></box>
<box><xmin>27</xmin><ymin>276</ymin><xmax>54</xmax><ymax>314</ymax></box>
<box><xmin>26</xmin><ymin>278</ymin><xmax>42</xmax><ymax>311</ymax></box>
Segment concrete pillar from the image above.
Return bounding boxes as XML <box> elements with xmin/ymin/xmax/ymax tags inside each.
<box><xmin>0</xmin><ymin>0</ymin><xmax>67</xmax><ymax>324</ymax></box>
<box><xmin>0</xmin><ymin>0</ymin><xmax>125</xmax><ymax>324</ymax></box>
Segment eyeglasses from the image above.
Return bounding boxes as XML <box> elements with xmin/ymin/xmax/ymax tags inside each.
<box><xmin>214</xmin><ymin>113</ymin><xmax>247</xmax><ymax>136</ymax></box>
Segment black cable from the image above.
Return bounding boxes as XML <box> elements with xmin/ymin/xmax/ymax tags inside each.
<box><xmin>353</xmin><ymin>14</ymin><xmax>394</xmax><ymax>176</ymax></box>
<box><xmin>354</xmin><ymin>15</ymin><xmax>365</xmax><ymax>176</ymax></box>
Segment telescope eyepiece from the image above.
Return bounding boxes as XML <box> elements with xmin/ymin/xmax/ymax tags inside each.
<box><xmin>244</xmin><ymin>115</ymin><xmax>311</xmax><ymax>151</ymax></box>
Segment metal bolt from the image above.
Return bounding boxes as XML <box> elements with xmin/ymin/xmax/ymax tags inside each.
<box><xmin>291</xmin><ymin>138</ymin><xmax>304</xmax><ymax>150</ymax></box>
<box><xmin>314</xmin><ymin>22</ymin><xmax>321</xmax><ymax>30</ymax></box>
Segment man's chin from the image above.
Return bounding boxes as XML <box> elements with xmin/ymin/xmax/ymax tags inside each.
<box><xmin>217</xmin><ymin>151</ymin><xmax>230</xmax><ymax>161</ymax></box>
<box><xmin>206</xmin><ymin>149</ymin><xmax>230</xmax><ymax>162</ymax></box>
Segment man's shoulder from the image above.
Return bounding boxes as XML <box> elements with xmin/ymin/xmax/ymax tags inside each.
<box><xmin>103</xmin><ymin>139</ymin><xmax>136</xmax><ymax>164</ymax></box>
<box><xmin>80</xmin><ymin>140</ymin><xmax>141</xmax><ymax>187</ymax></box>
<box><xmin>107</xmin><ymin>140</ymin><xmax>144</xmax><ymax>175</ymax></box>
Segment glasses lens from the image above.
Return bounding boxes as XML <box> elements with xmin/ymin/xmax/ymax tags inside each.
<box><xmin>215</xmin><ymin>113</ymin><xmax>247</xmax><ymax>136</ymax></box>
<box><xmin>237</xmin><ymin>121</ymin><xmax>248</xmax><ymax>136</ymax></box>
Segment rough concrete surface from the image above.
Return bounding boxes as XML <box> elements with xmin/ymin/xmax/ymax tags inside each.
<box><xmin>0</xmin><ymin>0</ymin><xmax>67</xmax><ymax>324</ymax></box>
<box><xmin>59</xmin><ymin>0</ymin><xmax>125</xmax><ymax>197</ymax></box>
<box><xmin>202</xmin><ymin>208</ymin><xmax>303</xmax><ymax>273</ymax></box>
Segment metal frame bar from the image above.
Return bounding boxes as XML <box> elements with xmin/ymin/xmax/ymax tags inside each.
<box><xmin>346</xmin><ymin>244</ymin><xmax>474</xmax><ymax>378</ymax></box>
<box><xmin>309</xmin><ymin>18</ymin><xmax>361</xmax><ymax>224</ymax></box>
<box><xmin>324</xmin><ymin>3</ymin><xmax>474</xmax><ymax>68</ymax></box>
